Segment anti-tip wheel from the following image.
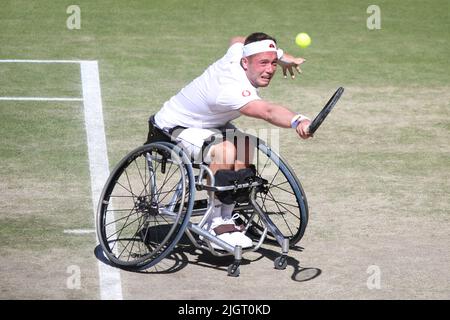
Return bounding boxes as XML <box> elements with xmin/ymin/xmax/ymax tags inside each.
<box><xmin>227</xmin><ymin>264</ymin><xmax>240</xmax><ymax>277</ymax></box>
<box><xmin>274</xmin><ymin>256</ymin><xmax>288</xmax><ymax>270</ymax></box>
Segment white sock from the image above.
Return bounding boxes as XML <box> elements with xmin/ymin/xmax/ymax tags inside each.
<box><xmin>221</xmin><ymin>202</ymin><xmax>236</xmax><ymax>221</ymax></box>
<box><xmin>207</xmin><ymin>198</ymin><xmax>223</xmax><ymax>230</ymax></box>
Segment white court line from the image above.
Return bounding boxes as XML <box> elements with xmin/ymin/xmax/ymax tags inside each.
<box><xmin>64</xmin><ymin>229</ymin><xmax>96</xmax><ymax>234</ymax></box>
<box><xmin>0</xmin><ymin>59</ymin><xmax>83</xmax><ymax>64</ymax></box>
<box><xmin>1</xmin><ymin>58</ymin><xmax>124</xmax><ymax>300</ymax></box>
<box><xmin>80</xmin><ymin>61</ymin><xmax>123</xmax><ymax>300</ymax></box>
<box><xmin>0</xmin><ymin>97</ymin><xmax>82</xmax><ymax>101</ymax></box>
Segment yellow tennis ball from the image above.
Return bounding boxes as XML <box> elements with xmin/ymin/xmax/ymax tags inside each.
<box><xmin>295</xmin><ymin>33</ymin><xmax>311</xmax><ymax>48</ymax></box>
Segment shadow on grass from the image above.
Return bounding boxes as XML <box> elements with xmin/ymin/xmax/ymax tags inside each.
<box><xmin>94</xmin><ymin>232</ymin><xmax>321</xmax><ymax>282</ymax></box>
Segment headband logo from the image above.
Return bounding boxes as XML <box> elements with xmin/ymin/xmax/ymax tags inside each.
<box><xmin>269</xmin><ymin>43</ymin><xmax>275</xmax><ymax>48</ymax></box>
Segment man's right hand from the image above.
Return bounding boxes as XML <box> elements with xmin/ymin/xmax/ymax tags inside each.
<box><xmin>296</xmin><ymin>119</ymin><xmax>313</xmax><ymax>139</ymax></box>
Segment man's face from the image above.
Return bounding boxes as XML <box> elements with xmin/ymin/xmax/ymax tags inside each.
<box><xmin>242</xmin><ymin>51</ymin><xmax>278</xmax><ymax>88</ymax></box>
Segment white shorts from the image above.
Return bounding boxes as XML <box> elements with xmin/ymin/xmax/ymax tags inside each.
<box><xmin>175</xmin><ymin>128</ymin><xmax>216</xmax><ymax>163</ymax></box>
<box><xmin>173</xmin><ymin>123</ymin><xmax>237</xmax><ymax>164</ymax></box>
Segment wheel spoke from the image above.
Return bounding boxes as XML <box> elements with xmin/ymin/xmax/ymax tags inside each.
<box><xmin>266</xmin><ymin>180</ymin><xmax>296</xmax><ymax>195</ymax></box>
<box><xmin>97</xmin><ymin>143</ymin><xmax>193</xmax><ymax>269</ymax></box>
<box><xmin>266</xmin><ymin>188</ymin><xmax>295</xmax><ymax>237</ymax></box>
<box><xmin>242</xmin><ymin>144</ymin><xmax>308</xmax><ymax>246</ymax></box>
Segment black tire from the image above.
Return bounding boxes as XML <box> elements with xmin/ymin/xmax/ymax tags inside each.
<box><xmin>240</xmin><ymin>140</ymin><xmax>309</xmax><ymax>246</ymax></box>
<box><xmin>96</xmin><ymin>142</ymin><xmax>195</xmax><ymax>270</ymax></box>
<box><xmin>274</xmin><ymin>256</ymin><xmax>288</xmax><ymax>270</ymax></box>
<box><xmin>227</xmin><ymin>264</ymin><xmax>240</xmax><ymax>277</ymax></box>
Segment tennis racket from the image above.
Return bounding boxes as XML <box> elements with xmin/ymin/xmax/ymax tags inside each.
<box><xmin>307</xmin><ymin>87</ymin><xmax>344</xmax><ymax>135</ymax></box>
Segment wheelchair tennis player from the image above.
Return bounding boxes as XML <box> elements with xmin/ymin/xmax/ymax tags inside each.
<box><xmin>148</xmin><ymin>32</ymin><xmax>312</xmax><ymax>250</ymax></box>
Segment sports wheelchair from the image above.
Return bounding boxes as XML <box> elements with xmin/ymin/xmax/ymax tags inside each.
<box><xmin>96</xmin><ymin>119</ymin><xmax>309</xmax><ymax>277</ymax></box>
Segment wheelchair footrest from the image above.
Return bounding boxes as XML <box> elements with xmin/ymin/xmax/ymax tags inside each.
<box><xmin>197</xmin><ymin>180</ymin><xmax>262</xmax><ymax>192</ymax></box>
<box><xmin>206</xmin><ymin>166</ymin><xmax>266</xmax><ymax>204</ymax></box>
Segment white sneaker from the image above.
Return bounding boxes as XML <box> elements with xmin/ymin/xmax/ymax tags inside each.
<box><xmin>220</xmin><ymin>213</ymin><xmax>245</xmax><ymax>231</ymax></box>
<box><xmin>199</xmin><ymin>227</ymin><xmax>232</xmax><ymax>250</ymax></box>
<box><xmin>209</xmin><ymin>230</ymin><xmax>253</xmax><ymax>250</ymax></box>
<box><xmin>228</xmin><ymin>232</ymin><xmax>253</xmax><ymax>248</ymax></box>
<box><xmin>202</xmin><ymin>208</ymin><xmax>253</xmax><ymax>250</ymax></box>
<box><xmin>213</xmin><ymin>232</ymin><xmax>235</xmax><ymax>250</ymax></box>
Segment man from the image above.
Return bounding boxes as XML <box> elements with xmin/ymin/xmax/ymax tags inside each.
<box><xmin>152</xmin><ymin>32</ymin><xmax>312</xmax><ymax>249</ymax></box>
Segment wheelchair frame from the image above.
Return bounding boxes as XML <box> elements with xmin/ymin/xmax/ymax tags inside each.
<box><xmin>96</xmin><ymin>128</ymin><xmax>308</xmax><ymax>277</ymax></box>
<box><xmin>183</xmin><ymin>159</ymin><xmax>290</xmax><ymax>276</ymax></box>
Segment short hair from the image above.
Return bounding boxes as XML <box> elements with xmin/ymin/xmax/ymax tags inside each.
<box><xmin>244</xmin><ymin>32</ymin><xmax>277</xmax><ymax>45</ymax></box>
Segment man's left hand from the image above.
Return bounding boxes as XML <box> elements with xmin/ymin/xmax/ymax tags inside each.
<box><xmin>278</xmin><ymin>53</ymin><xmax>306</xmax><ymax>79</ymax></box>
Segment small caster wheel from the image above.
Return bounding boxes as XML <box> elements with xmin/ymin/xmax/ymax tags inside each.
<box><xmin>227</xmin><ymin>263</ymin><xmax>240</xmax><ymax>277</ymax></box>
<box><xmin>274</xmin><ymin>255</ymin><xmax>288</xmax><ymax>270</ymax></box>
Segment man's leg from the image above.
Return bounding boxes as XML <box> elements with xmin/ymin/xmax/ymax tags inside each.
<box><xmin>205</xmin><ymin>141</ymin><xmax>236</xmax><ymax>232</ymax></box>
<box><xmin>222</xmin><ymin>134</ymin><xmax>256</xmax><ymax>221</ymax></box>
<box><xmin>234</xmin><ymin>134</ymin><xmax>256</xmax><ymax>170</ymax></box>
<box><xmin>176</xmin><ymin>130</ymin><xmax>252</xmax><ymax>248</ymax></box>
<box><xmin>208</xmin><ymin>140</ymin><xmax>236</xmax><ymax>173</ymax></box>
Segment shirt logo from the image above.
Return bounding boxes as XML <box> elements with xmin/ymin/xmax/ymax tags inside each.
<box><xmin>242</xmin><ymin>90</ymin><xmax>251</xmax><ymax>97</ymax></box>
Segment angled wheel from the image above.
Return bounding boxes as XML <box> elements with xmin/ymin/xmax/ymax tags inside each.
<box><xmin>96</xmin><ymin>142</ymin><xmax>195</xmax><ymax>270</ymax></box>
<box><xmin>227</xmin><ymin>264</ymin><xmax>240</xmax><ymax>277</ymax></box>
<box><xmin>274</xmin><ymin>255</ymin><xmax>288</xmax><ymax>270</ymax></box>
<box><xmin>239</xmin><ymin>140</ymin><xmax>309</xmax><ymax>246</ymax></box>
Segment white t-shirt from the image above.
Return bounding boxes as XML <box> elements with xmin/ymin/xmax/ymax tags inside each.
<box><xmin>154</xmin><ymin>43</ymin><xmax>261</xmax><ymax>129</ymax></box>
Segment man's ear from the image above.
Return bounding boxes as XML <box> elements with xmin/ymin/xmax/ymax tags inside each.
<box><xmin>241</xmin><ymin>57</ymin><xmax>249</xmax><ymax>71</ymax></box>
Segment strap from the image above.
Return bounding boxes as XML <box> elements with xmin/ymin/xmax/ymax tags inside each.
<box><xmin>213</xmin><ymin>224</ymin><xmax>241</xmax><ymax>235</ymax></box>
<box><xmin>290</xmin><ymin>114</ymin><xmax>310</xmax><ymax>129</ymax></box>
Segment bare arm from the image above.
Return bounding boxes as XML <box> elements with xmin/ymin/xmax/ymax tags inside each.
<box><xmin>229</xmin><ymin>36</ymin><xmax>245</xmax><ymax>46</ymax></box>
<box><xmin>240</xmin><ymin>100</ymin><xmax>312</xmax><ymax>139</ymax></box>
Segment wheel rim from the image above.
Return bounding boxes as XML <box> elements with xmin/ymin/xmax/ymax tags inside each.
<box><xmin>242</xmin><ymin>142</ymin><xmax>308</xmax><ymax>246</ymax></box>
<box><xmin>98</xmin><ymin>144</ymin><xmax>191</xmax><ymax>267</ymax></box>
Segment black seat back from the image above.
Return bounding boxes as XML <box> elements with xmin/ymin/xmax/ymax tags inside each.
<box><xmin>145</xmin><ymin>115</ymin><xmax>174</xmax><ymax>145</ymax></box>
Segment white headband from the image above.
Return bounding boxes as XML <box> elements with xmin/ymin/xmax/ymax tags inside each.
<box><xmin>242</xmin><ymin>39</ymin><xmax>284</xmax><ymax>59</ymax></box>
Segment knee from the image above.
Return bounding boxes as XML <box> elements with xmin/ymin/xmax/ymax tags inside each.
<box><xmin>210</xmin><ymin>141</ymin><xmax>236</xmax><ymax>166</ymax></box>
